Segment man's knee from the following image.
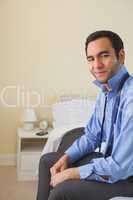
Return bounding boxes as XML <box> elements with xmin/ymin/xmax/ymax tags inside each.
<box><xmin>48</xmin><ymin>181</ymin><xmax>72</xmax><ymax>200</ymax></box>
<box><xmin>39</xmin><ymin>153</ymin><xmax>54</xmax><ymax>165</ymax></box>
<box><xmin>39</xmin><ymin>152</ymin><xmax>62</xmax><ymax>170</ymax></box>
<box><xmin>39</xmin><ymin>154</ymin><xmax>49</xmax><ymax>169</ymax></box>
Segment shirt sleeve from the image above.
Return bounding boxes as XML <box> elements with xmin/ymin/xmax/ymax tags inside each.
<box><xmin>65</xmin><ymin>95</ymin><xmax>102</xmax><ymax>163</ymax></box>
<box><xmin>80</xmin><ymin>84</ymin><xmax>133</xmax><ymax>183</ymax></box>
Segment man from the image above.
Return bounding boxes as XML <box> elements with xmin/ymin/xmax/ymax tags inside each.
<box><xmin>37</xmin><ymin>30</ymin><xmax>133</xmax><ymax>200</ymax></box>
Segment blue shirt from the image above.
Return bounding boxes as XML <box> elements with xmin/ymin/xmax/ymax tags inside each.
<box><xmin>65</xmin><ymin>65</ymin><xmax>133</xmax><ymax>183</ymax></box>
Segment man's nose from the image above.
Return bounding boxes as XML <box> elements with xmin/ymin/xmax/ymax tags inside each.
<box><xmin>93</xmin><ymin>58</ymin><xmax>103</xmax><ymax>69</ymax></box>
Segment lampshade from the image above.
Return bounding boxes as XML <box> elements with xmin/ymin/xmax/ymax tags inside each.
<box><xmin>22</xmin><ymin>108</ymin><xmax>37</xmax><ymax>122</ymax></box>
<box><xmin>21</xmin><ymin>108</ymin><xmax>37</xmax><ymax>131</ymax></box>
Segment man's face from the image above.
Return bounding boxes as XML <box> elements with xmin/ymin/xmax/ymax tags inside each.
<box><xmin>86</xmin><ymin>37</ymin><xmax>125</xmax><ymax>83</ymax></box>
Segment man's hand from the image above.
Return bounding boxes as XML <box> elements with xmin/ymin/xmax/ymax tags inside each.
<box><xmin>50</xmin><ymin>168</ymin><xmax>80</xmax><ymax>187</ymax></box>
<box><xmin>50</xmin><ymin>154</ymin><xmax>69</xmax><ymax>177</ymax></box>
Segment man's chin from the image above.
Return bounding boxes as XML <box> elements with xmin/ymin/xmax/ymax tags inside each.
<box><xmin>96</xmin><ymin>77</ymin><xmax>108</xmax><ymax>83</ymax></box>
<box><xmin>94</xmin><ymin>73</ymin><xmax>109</xmax><ymax>83</ymax></box>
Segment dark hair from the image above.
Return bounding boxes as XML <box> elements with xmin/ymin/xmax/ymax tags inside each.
<box><xmin>85</xmin><ymin>30</ymin><xmax>124</xmax><ymax>58</ymax></box>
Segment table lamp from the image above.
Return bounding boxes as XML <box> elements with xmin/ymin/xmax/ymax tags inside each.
<box><xmin>22</xmin><ymin>108</ymin><xmax>37</xmax><ymax>130</ymax></box>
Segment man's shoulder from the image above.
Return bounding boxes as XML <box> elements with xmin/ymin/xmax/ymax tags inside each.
<box><xmin>122</xmin><ymin>75</ymin><xmax>133</xmax><ymax>98</ymax></box>
<box><xmin>124</xmin><ymin>75</ymin><xmax>133</xmax><ymax>90</ymax></box>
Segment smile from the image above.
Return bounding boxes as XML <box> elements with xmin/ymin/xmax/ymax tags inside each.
<box><xmin>95</xmin><ymin>71</ymin><xmax>107</xmax><ymax>75</ymax></box>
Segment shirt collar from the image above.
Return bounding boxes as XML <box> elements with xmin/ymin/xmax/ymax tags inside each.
<box><xmin>93</xmin><ymin>65</ymin><xmax>128</xmax><ymax>93</ymax></box>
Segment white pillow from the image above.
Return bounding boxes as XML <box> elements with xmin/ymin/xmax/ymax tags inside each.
<box><xmin>52</xmin><ymin>98</ymin><xmax>95</xmax><ymax>128</ymax></box>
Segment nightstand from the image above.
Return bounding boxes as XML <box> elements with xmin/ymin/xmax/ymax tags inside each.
<box><xmin>17</xmin><ymin>127</ymin><xmax>52</xmax><ymax>181</ymax></box>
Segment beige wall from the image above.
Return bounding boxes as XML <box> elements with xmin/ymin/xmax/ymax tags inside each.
<box><xmin>0</xmin><ymin>0</ymin><xmax>133</xmax><ymax>155</ymax></box>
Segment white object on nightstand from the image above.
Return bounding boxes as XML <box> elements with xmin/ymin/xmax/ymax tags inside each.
<box><xmin>21</xmin><ymin>108</ymin><xmax>37</xmax><ymax>130</ymax></box>
<box><xmin>17</xmin><ymin>127</ymin><xmax>52</xmax><ymax>181</ymax></box>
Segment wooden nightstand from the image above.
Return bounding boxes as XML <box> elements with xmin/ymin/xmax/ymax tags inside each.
<box><xmin>17</xmin><ymin>127</ymin><xmax>52</xmax><ymax>181</ymax></box>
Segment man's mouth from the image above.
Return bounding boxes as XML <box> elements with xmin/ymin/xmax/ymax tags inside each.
<box><xmin>95</xmin><ymin>71</ymin><xmax>107</xmax><ymax>76</ymax></box>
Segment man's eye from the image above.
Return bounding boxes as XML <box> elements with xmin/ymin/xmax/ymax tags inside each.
<box><xmin>87</xmin><ymin>58</ymin><xmax>94</xmax><ymax>62</ymax></box>
<box><xmin>101</xmin><ymin>54</ymin><xmax>110</xmax><ymax>58</ymax></box>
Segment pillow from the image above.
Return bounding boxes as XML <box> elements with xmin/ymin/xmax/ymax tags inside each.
<box><xmin>52</xmin><ymin>98</ymin><xmax>95</xmax><ymax>128</ymax></box>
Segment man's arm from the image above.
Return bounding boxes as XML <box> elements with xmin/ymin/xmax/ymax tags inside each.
<box><xmin>65</xmin><ymin>95</ymin><xmax>102</xmax><ymax>164</ymax></box>
<box><xmin>79</xmin><ymin>85</ymin><xmax>133</xmax><ymax>183</ymax></box>
<box><xmin>50</xmin><ymin>95</ymin><xmax>102</xmax><ymax>186</ymax></box>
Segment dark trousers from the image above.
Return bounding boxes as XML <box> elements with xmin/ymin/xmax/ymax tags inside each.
<box><xmin>36</xmin><ymin>152</ymin><xmax>133</xmax><ymax>200</ymax></box>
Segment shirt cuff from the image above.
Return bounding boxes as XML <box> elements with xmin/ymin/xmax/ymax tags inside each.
<box><xmin>78</xmin><ymin>163</ymin><xmax>94</xmax><ymax>179</ymax></box>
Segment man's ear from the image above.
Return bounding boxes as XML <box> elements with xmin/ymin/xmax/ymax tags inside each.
<box><xmin>118</xmin><ymin>49</ymin><xmax>125</xmax><ymax>64</ymax></box>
